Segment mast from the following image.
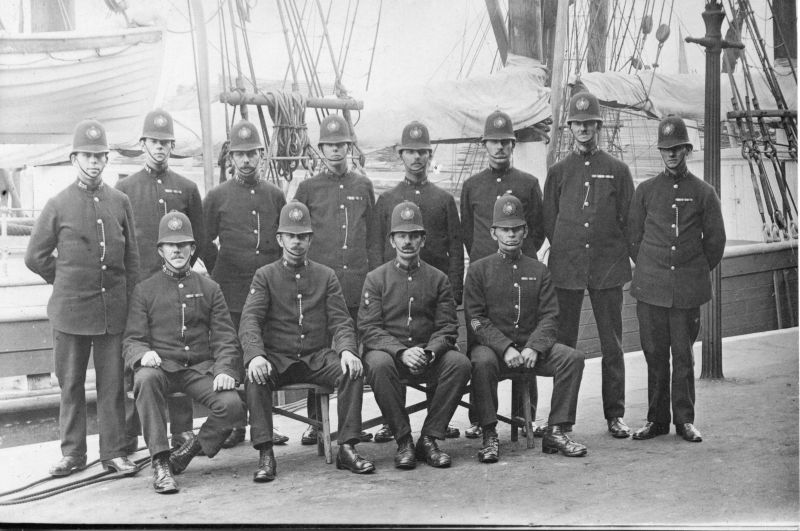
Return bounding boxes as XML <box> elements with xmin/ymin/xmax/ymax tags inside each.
<box><xmin>188</xmin><ymin>0</ymin><xmax>215</xmax><ymax>192</ymax></box>
<box><xmin>545</xmin><ymin>0</ymin><xmax>569</xmax><ymax>168</ymax></box>
<box><xmin>587</xmin><ymin>0</ymin><xmax>608</xmax><ymax>72</ymax></box>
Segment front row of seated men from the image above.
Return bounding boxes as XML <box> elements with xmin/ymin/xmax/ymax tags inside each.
<box><xmin>123</xmin><ymin>196</ymin><xmax>586</xmax><ymax>494</ymax></box>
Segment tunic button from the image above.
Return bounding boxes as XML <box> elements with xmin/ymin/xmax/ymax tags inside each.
<box><xmin>178</xmin><ymin>283</ymin><xmax>184</xmax><ymax>288</ymax></box>
<box><xmin>252</xmin><ymin>210</ymin><xmax>257</xmax><ymax>215</ymax></box>
<box><xmin>158</xmin><ymin>199</ymin><xmax>164</xmax><ymax>204</ymax></box>
<box><xmin>250</xmin><ymin>190</ymin><xmax>255</xmax><ymax>195</ymax></box>
<box><xmin>339</xmin><ymin>184</ymin><xmax>344</xmax><ymax>189</ymax></box>
<box><xmin>415</xmin><ymin>190</ymin><xmax>420</xmax><ymax>195</ymax></box>
<box><xmin>671</xmin><ymin>223</ymin><xmax>676</xmax><ymax>228</ymax></box>
<box><xmin>673</xmin><ymin>184</ymin><xmax>678</xmax><ymax>189</ymax></box>
<box><xmin>584</xmin><ymin>182</ymin><xmax>590</xmax><ymax>187</ymax></box>
<box><xmin>93</xmin><ymin>197</ymin><xmax>99</xmax><ymax>202</ymax></box>
<box><xmin>340</xmin><ymin>204</ymin><xmax>345</xmax><ymax>209</ymax></box>
<box><xmin>157</xmin><ymin>179</ymin><xmax>162</xmax><ymax>184</ymax></box>
<box><xmin>496</xmin><ymin>178</ymin><xmax>501</xmax><ymax>182</ymax></box>
<box><xmin>343</xmin><ymin>265</ymin><xmax>348</xmax><ymax>270</ymax></box>
<box><xmin>408</xmin><ymin>337</ymin><xmax>413</xmax><ymax>342</ymax></box>
<box><xmin>670</xmin><ymin>266</ymin><xmax>676</xmax><ymax>271</ymax></box>
<box><xmin>250</xmin><ymin>288</ymin><xmax>255</xmax><ymax>294</ymax></box>
<box><xmin>514</xmin><ymin>324</ymin><xmax>519</xmax><ymax>329</ymax></box>
<box><xmin>512</xmin><ymin>265</ymin><xmax>517</xmax><ymax>270</ymax></box>
<box><xmin>583</xmin><ymin>201</ymin><xmax>589</xmax><ymax>207</ymax></box>
<box><xmin>96</xmin><ymin>219</ymin><xmax>102</xmax><ymax>224</ymax></box>
<box><xmin>301</xmin><ymin>334</ymin><xmax>306</xmax><ymax>339</ymax></box>
<box><xmin>584</xmin><ymin>222</ymin><xmax>589</xmax><ymax>228</ymax></box>
<box><xmin>671</xmin><ymin>246</ymin><xmax>676</xmax><ymax>250</ymax></box>
<box><xmin>253</xmin><ymin>230</ymin><xmax>258</xmax><ymax>234</ymax></box>
<box><xmin>408</xmin><ymin>277</ymin><xmax>412</xmax><ymax>281</ymax></box>
<box><xmin>584</xmin><ymin>161</ymin><xmax>590</xmax><ymax>166</ymax></box>
<box><xmin>342</xmin><ymin>225</ymin><xmax>346</xmax><ymax>229</ymax></box>
<box><xmin>99</xmin><ymin>242</ymin><xmax>105</xmax><ymax>247</ymax></box>
<box><xmin>672</xmin><ymin>204</ymin><xmax>677</xmax><ymax>209</ymax></box>
<box><xmin>101</xmin><ymin>287</ymin><xmax>106</xmax><ymax>292</ymax></box>
<box><xmin>295</xmin><ymin>274</ymin><xmax>301</xmax><ymax>279</ymax></box>
<box><xmin>297</xmin><ymin>294</ymin><xmax>302</xmax><ymax>299</ymax></box>
<box><xmin>101</xmin><ymin>265</ymin><xmax>107</xmax><ymax>270</ymax></box>
<box><xmin>255</xmin><ymin>250</ymin><xmax>260</xmax><ymax>255</ymax></box>
<box><xmin>185</xmin><ymin>346</ymin><xmax>190</xmax><ymax>351</ymax></box>
<box><xmin>585</xmin><ymin>243</ymin><xmax>590</xmax><ymax>248</ymax></box>
<box><xmin>182</xmin><ymin>303</ymin><xmax>187</xmax><ymax>308</ymax></box>
<box><xmin>514</xmin><ymin>304</ymin><xmax>519</xmax><ymax>309</ymax></box>
<box><xmin>513</xmin><ymin>283</ymin><xmax>519</xmax><ymax>287</ymax></box>
<box><xmin>496</xmin><ymin>195</ymin><xmax>501</xmax><ymax>199</ymax></box>
<box><xmin>410</xmin><ymin>297</ymin><xmax>415</xmax><ymax>302</ymax></box>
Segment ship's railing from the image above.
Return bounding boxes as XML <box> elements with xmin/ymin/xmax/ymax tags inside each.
<box><xmin>0</xmin><ymin>206</ymin><xmax>38</xmax><ymax>277</ymax></box>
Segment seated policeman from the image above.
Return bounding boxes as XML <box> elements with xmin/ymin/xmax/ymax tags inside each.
<box><xmin>240</xmin><ymin>201</ymin><xmax>375</xmax><ymax>483</ymax></box>
<box><xmin>360</xmin><ymin>201</ymin><xmax>471</xmax><ymax>470</ymax></box>
<box><xmin>123</xmin><ymin>212</ymin><xmax>244</xmax><ymax>494</ymax></box>
<box><xmin>465</xmin><ymin>195</ymin><xmax>587</xmax><ymax>463</ymax></box>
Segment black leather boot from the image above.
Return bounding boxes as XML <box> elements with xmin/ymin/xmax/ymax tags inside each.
<box><xmin>169</xmin><ymin>432</ymin><xmax>203</xmax><ymax>474</ymax></box>
<box><xmin>152</xmin><ymin>453</ymin><xmax>178</xmax><ymax>494</ymax></box>
<box><xmin>253</xmin><ymin>446</ymin><xmax>277</xmax><ymax>482</ymax></box>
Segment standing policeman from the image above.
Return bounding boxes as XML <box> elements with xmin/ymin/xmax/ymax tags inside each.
<box><xmin>360</xmin><ymin>202</ymin><xmax>471</xmax><ymax>470</ymax></box>
<box><xmin>115</xmin><ymin>109</ymin><xmax>201</xmax><ymax>451</ymax></box>
<box><xmin>368</xmin><ymin>121</ymin><xmax>464</xmax><ymax>442</ymax></box>
<box><xmin>460</xmin><ymin>110</ymin><xmax>544</xmax><ymax>438</ymax></box>
<box><xmin>543</xmin><ymin>91</ymin><xmax>635</xmax><ymax>438</ymax></box>
<box><xmin>293</xmin><ymin>114</ymin><xmax>378</xmax><ymax>445</ymax></box>
<box><xmin>628</xmin><ymin>116</ymin><xmax>726</xmax><ymax>443</ymax></box>
<box><xmin>123</xmin><ymin>212</ymin><xmax>244</xmax><ymax>494</ymax></box>
<box><xmin>25</xmin><ymin>119</ymin><xmax>138</xmax><ymax>477</ymax></box>
<box><xmin>201</xmin><ymin>119</ymin><xmax>288</xmax><ymax>448</ymax></box>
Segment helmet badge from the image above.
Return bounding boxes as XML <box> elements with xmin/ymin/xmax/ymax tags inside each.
<box><xmin>409</xmin><ymin>127</ymin><xmax>421</xmax><ymax>139</ymax></box>
<box><xmin>400</xmin><ymin>207</ymin><xmax>415</xmax><ymax>221</ymax></box>
<box><xmin>288</xmin><ymin>207</ymin><xmax>304</xmax><ymax>221</ymax></box>
<box><xmin>167</xmin><ymin>216</ymin><xmax>182</xmax><ymax>231</ymax></box>
<box><xmin>493</xmin><ymin>116</ymin><xmax>506</xmax><ymax>129</ymax></box>
<box><xmin>86</xmin><ymin>127</ymin><xmax>101</xmax><ymax>140</ymax></box>
<box><xmin>502</xmin><ymin>201</ymin><xmax>516</xmax><ymax>215</ymax></box>
<box><xmin>154</xmin><ymin>115</ymin><xmax>167</xmax><ymax>128</ymax></box>
<box><xmin>662</xmin><ymin>123</ymin><xmax>674</xmax><ymax>135</ymax></box>
<box><xmin>576</xmin><ymin>97</ymin><xmax>589</xmax><ymax>110</ymax></box>
<box><xmin>238</xmin><ymin>126</ymin><xmax>252</xmax><ymax>139</ymax></box>
<box><xmin>327</xmin><ymin>120</ymin><xmax>339</xmax><ymax>132</ymax></box>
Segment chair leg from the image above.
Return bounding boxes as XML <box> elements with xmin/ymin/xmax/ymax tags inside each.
<box><xmin>314</xmin><ymin>395</ymin><xmax>323</xmax><ymax>457</ymax></box>
<box><xmin>522</xmin><ymin>380</ymin><xmax>535</xmax><ymax>449</ymax></box>
<box><xmin>510</xmin><ymin>380</ymin><xmax>519</xmax><ymax>442</ymax></box>
<box><xmin>319</xmin><ymin>393</ymin><xmax>333</xmax><ymax>464</ymax></box>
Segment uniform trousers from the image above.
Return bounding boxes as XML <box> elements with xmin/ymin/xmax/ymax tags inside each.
<box><xmin>53</xmin><ymin>330</ymin><xmax>127</xmax><ymax>460</ymax></box>
<box><xmin>364</xmin><ymin>349</ymin><xmax>471</xmax><ymax>441</ymax></box>
<box><xmin>636</xmin><ymin>301</ymin><xmax>700</xmax><ymax>425</ymax></box>
<box><xmin>247</xmin><ymin>349</ymin><xmax>364</xmax><ymax>446</ymax></box>
<box><xmin>556</xmin><ymin>286</ymin><xmax>625</xmax><ymax>419</ymax></box>
<box><xmin>124</xmin><ymin>371</ymin><xmax>194</xmax><ymax>443</ymax></box>
<box><xmin>469</xmin><ymin>343</ymin><xmax>584</xmax><ymax>428</ymax></box>
<box><xmin>133</xmin><ymin>367</ymin><xmax>243</xmax><ymax>457</ymax></box>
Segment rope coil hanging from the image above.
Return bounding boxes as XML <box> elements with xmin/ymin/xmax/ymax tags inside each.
<box><xmin>264</xmin><ymin>91</ymin><xmax>310</xmax><ymax>182</ymax></box>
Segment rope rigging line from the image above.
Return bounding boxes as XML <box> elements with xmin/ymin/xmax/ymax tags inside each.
<box><xmin>364</xmin><ymin>0</ymin><xmax>383</xmax><ymax>91</ymax></box>
<box><xmin>765</xmin><ymin>0</ymin><xmax>797</xmax><ymax>82</ymax></box>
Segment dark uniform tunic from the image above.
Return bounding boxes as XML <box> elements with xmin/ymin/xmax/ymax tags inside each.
<box><xmin>25</xmin><ymin>180</ymin><xmax>139</xmax><ymax>461</ymax></box>
<box><xmin>202</xmin><ymin>177</ymin><xmax>286</xmax><ymax>315</ymax></box>
<box><xmin>369</xmin><ymin>178</ymin><xmax>464</xmax><ymax>304</ymax></box>
<box><xmin>464</xmin><ymin>250</ymin><xmax>584</xmax><ymax>428</ymax></box>
<box><xmin>460</xmin><ymin>167</ymin><xmax>545</xmax><ymax>261</ymax></box>
<box><xmin>359</xmin><ymin>259</ymin><xmax>470</xmax><ymax>441</ymax></box>
<box><xmin>115</xmin><ymin>166</ymin><xmax>206</xmax><ymax>278</ymax></box>
<box><xmin>239</xmin><ymin>259</ymin><xmax>364</xmax><ymax>445</ymax></box>
<box><xmin>123</xmin><ymin>268</ymin><xmax>243</xmax><ymax>457</ymax></box>
<box><xmin>115</xmin><ymin>165</ymin><xmax>201</xmax><ymax>436</ymax></box>
<box><xmin>543</xmin><ymin>148</ymin><xmax>634</xmax><ymax>419</ymax></box>
<box><xmin>294</xmin><ymin>169</ymin><xmax>378</xmax><ymax>311</ymax></box>
<box><xmin>628</xmin><ymin>167</ymin><xmax>726</xmax><ymax>425</ymax></box>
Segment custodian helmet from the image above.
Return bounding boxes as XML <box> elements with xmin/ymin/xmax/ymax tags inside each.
<box><xmin>567</xmin><ymin>91</ymin><xmax>603</xmax><ymax>124</ymax></box>
<box><xmin>140</xmin><ymin>109</ymin><xmax>175</xmax><ymax>142</ymax></box>
<box><xmin>390</xmin><ymin>201</ymin><xmax>425</xmax><ymax>234</ymax></box>
<box><xmin>71</xmin><ymin>119</ymin><xmax>109</xmax><ymax>155</ymax></box>
<box><xmin>318</xmin><ymin>114</ymin><xmax>353</xmax><ymax>145</ymax></box>
<box><xmin>657</xmin><ymin>115</ymin><xmax>693</xmax><ymax>150</ymax></box>
<box><xmin>397</xmin><ymin>121</ymin><xmax>432</xmax><ymax>152</ymax></box>
<box><xmin>228</xmin><ymin>120</ymin><xmax>263</xmax><ymax>152</ymax></box>
<box><xmin>277</xmin><ymin>201</ymin><xmax>313</xmax><ymax>235</ymax></box>
<box><xmin>157</xmin><ymin>211</ymin><xmax>195</xmax><ymax>245</ymax></box>
<box><xmin>492</xmin><ymin>194</ymin><xmax>526</xmax><ymax>228</ymax></box>
<box><xmin>482</xmin><ymin>110</ymin><xmax>516</xmax><ymax>142</ymax></box>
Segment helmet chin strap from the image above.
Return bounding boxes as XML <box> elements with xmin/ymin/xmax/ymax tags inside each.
<box><xmin>74</xmin><ymin>157</ymin><xmax>102</xmax><ymax>187</ymax></box>
<box><xmin>232</xmin><ymin>157</ymin><xmax>257</xmax><ymax>180</ymax></box>
<box><xmin>143</xmin><ymin>141</ymin><xmax>169</xmax><ymax>171</ymax></box>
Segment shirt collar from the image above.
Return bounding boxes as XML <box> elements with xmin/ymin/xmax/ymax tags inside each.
<box><xmin>161</xmin><ymin>264</ymin><xmax>191</xmax><ymax>280</ymax></box>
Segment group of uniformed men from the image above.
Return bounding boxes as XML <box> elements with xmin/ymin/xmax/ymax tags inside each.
<box><xmin>25</xmin><ymin>89</ymin><xmax>725</xmax><ymax>494</ymax></box>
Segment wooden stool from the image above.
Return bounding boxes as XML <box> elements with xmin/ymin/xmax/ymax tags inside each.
<box><xmin>273</xmin><ymin>383</ymin><xmax>334</xmax><ymax>464</ymax></box>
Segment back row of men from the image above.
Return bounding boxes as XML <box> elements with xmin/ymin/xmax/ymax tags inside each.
<box><xmin>25</xmin><ymin>91</ymin><xmax>726</xmax><ymax>494</ymax></box>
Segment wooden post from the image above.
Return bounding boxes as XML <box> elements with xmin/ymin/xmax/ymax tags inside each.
<box><xmin>686</xmin><ymin>1</ymin><xmax>743</xmax><ymax>379</ymax></box>
<box><xmin>587</xmin><ymin>0</ymin><xmax>608</xmax><ymax>72</ymax></box>
<box><xmin>508</xmin><ymin>0</ymin><xmax>542</xmax><ymax>61</ymax></box>
<box><xmin>545</xmin><ymin>0</ymin><xmax>569</xmax><ymax>169</ymax></box>
<box><xmin>188</xmin><ymin>0</ymin><xmax>215</xmax><ymax>193</ymax></box>
<box><xmin>485</xmin><ymin>0</ymin><xmax>509</xmax><ymax>66</ymax></box>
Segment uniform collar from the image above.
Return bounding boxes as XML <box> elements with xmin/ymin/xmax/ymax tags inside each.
<box><xmin>324</xmin><ymin>168</ymin><xmax>349</xmax><ymax>180</ymax></box>
<box><xmin>403</xmin><ymin>176</ymin><xmax>428</xmax><ymax>187</ymax></box>
<box><xmin>489</xmin><ymin>165</ymin><xmax>512</xmax><ymax>178</ymax></box>
<box><xmin>161</xmin><ymin>264</ymin><xmax>191</xmax><ymax>280</ymax></box>
<box><xmin>498</xmin><ymin>248</ymin><xmax>523</xmax><ymax>261</ymax></box>
<box><xmin>75</xmin><ymin>179</ymin><xmax>104</xmax><ymax>192</ymax></box>
<box><xmin>394</xmin><ymin>258</ymin><xmax>421</xmax><ymax>273</ymax></box>
<box><xmin>664</xmin><ymin>166</ymin><xmax>690</xmax><ymax>182</ymax></box>
<box><xmin>144</xmin><ymin>163</ymin><xmax>168</xmax><ymax>178</ymax></box>
<box><xmin>282</xmin><ymin>258</ymin><xmax>309</xmax><ymax>270</ymax></box>
<box><xmin>234</xmin><ymin>175</ymin><xmax>259</xmax><ymax>188</ymax></box>
<box><xmin>573</xmin><ymin>144</ymin><xmax>599</xmax><ymax>157</ymax></box>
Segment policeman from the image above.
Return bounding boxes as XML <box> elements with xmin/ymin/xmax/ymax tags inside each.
<box><xmin>459</xmin><ymin>110</ymin><xmax>544</xmax><ymax>438</ymax></box>
<box><xmin>542</xmin><ymin>91</ymin><xmax>635</xmax><ymax>438</ymax></box>
<box><xmin>293</xmin><ymin>114</ymin><xmax>378</xmax><ymax>445</ymax></box>
<box><xmin>201</xmin><ymin>119</ymin><xmax>289</xmax><ymax>448</ymax></box>
<box><xmin>367</xmin><ymin>121</ymin><xmax>464</xmax><ymax>443</ymax></box>
<box><xmin>123</xmin><ymin>212</ymin><xmax>244</xmax><ymax>494</ymax></box>
<box><xmin>115</xmin><ymin>109</ymin><xmax>201</xmax><ymax>451</ymax></box>
<box><xmin>465</xmin><ymin>195</ymin><xmax>587</xmax><ymax>462</ymax></box>
<box><xmin>25</xmin><ymin>119</ymin><xmax>138</xmax><ymax>477</ymax></box>
<box><xmin>628</xmin><ymin>116</ymin><xmax>726</xmax><ymax>443</ymax></box>
<box><xmin>241</xmin><ymin>201</ymin><xmax>375</xmax><ymax>482</ymax></box>
<box><xmin>360</xmin><ymin>202</ymin><xmax>471</xmax><ymax>470</ymax></box>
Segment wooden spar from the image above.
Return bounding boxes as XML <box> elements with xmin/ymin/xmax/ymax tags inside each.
<box><xmin>188</xmin><ymin>0</ymin><xmax>215</xmax><ymax>192</ymax></box>
<box><xmin>508</xmin><ymin>0</ymin><xmax>543</xmax><ymax>61</ymax></box>
<box><xmin>0</xmin><ymin>27</ymin><xmax>163</xmax><ymax>54</ymax></box>
<box><xmin>545</xmin><ymin>0</ymin><xmax>569</xmax><ymax>169</ymax></box>
<box><xmin>485</xmin><ymin>0</ymin><xmax>509</xmax><ymax>66</ymax></box>
<box><xmin>219</xmin><ymin>91</ymin><xmax>363</xmax><ymax>111</ymax></box>
<box><xmin>587</xmin><ymin>0</ymin><xmax>608</xmax><ymax>72</ymax></box>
